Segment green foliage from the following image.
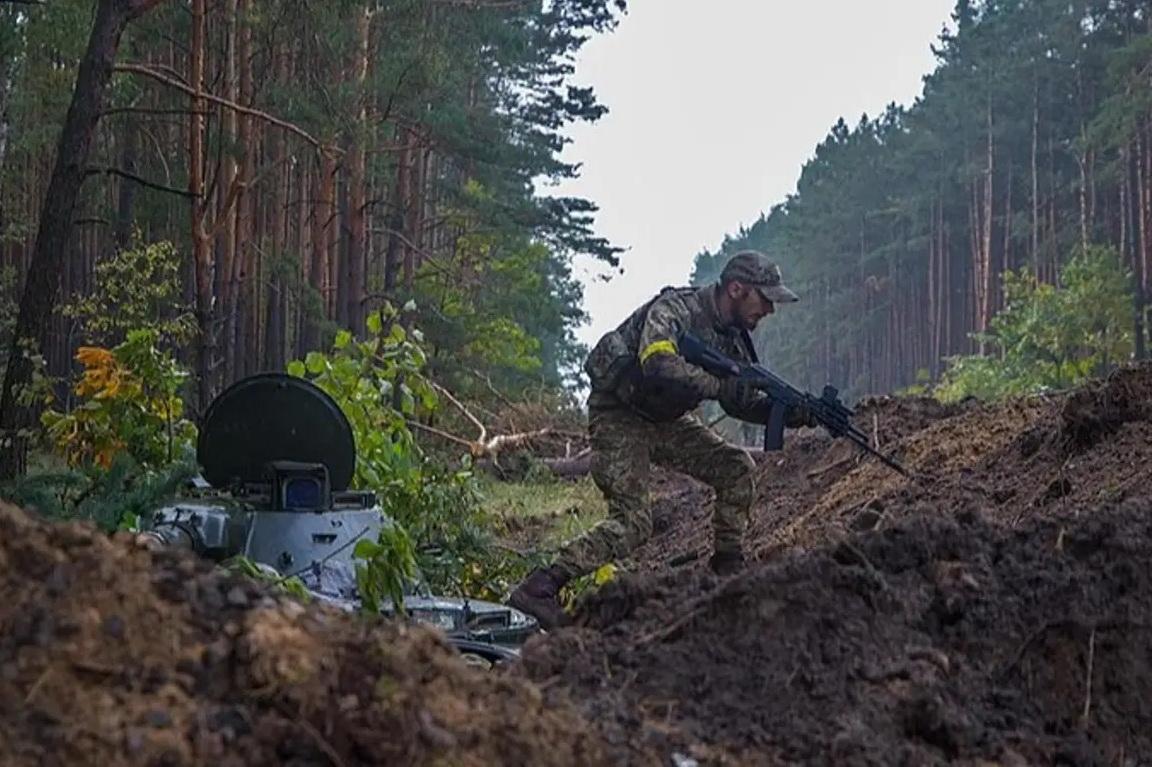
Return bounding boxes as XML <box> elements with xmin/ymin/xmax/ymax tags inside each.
<box><xmin>935</xmin><ymin>247</ymin><xmax>1133</xmax><ymax>402</ymax></box>
<box><xmin>0</xmin><ymin>453</ymin><xmax>197</xmax><ymax>533</ymax></box>
<box><xmin>60</xmin><ymin>238</ymin><xmax>195</xmax><ymax>347</ymax></box>
<box><xmin>353</xmin><ymin>520</ymin><xmax>417</xmax><ymax>615</ymax></box>
<box><xmin>411</xmin><ymin>222</ymin><xmax>587</xmax><ymax>391</ymax></box>
<box><xmin>286</xmin><ymin>305</ymin><xmax>524</xmax><ymax>601</ymax></box>
<box><xmin>287</xmin><ymin>305</ymin><xmax>435</xmax><ymax>494</ymax></box>
<box><xmin>562</xmin><ymin>562</ymin><xmax>617</xmax><ymax>611</ymax></box>
<box><xmin>222</xmin><ymin>555</ymin><xmax>313</xmax><ymax>602</ymax></box>
<box><xmin>41</xmin><ymin>330</ymin><xmax>196</xmax><ymax>470</ymax></box>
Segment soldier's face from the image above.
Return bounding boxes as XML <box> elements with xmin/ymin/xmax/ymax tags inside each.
<box><xmin>731</xmin><ymin>284</ymin><xmax>775</xmax><ymax>329</ymax></box>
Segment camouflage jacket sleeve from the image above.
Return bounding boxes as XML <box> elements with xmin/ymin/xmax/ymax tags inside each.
<box><xmin>637</xmin><ymin>295</ymin><xmax>722</xmax><ymax>400</ymax></box>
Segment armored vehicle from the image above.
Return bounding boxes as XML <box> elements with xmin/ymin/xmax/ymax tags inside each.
<box><xmin>140</xmin><ymin>373</ymin><xmax>538</xmax><ymax>666</ymax></box>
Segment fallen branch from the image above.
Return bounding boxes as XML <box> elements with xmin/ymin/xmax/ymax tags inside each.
<box><xmin>805</xmin><ymin>455</ymin><xmax>856</xmax><ymax>479</ymax></box>
<box><xmin>409</xmin><ymin>418</ymin><xmax>580</xmax><ymax>462</ymax></box>
<box><xmin>432</xmin><ymin>382</ymin><xmax>488</xmax><ymax>445</ymax></box>
<box><xmin>541</xmin><ymin>448</ymin><xmax>592</xmax><ymax>478</ymax></box>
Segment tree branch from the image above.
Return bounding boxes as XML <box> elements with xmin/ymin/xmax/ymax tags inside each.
<box><xmin>114</xmin><ymin>63</ymin><xmax>332</xmax><ymax>150</ymax></box>
<box><xmin>432</xmin><ymin>382</ymin><xmax>487</xmax><ymax>443</ymax></box>
<box><xmin>101</xmin><ymin>106</ymin><xmax>211</xmax><ymax>118</ymax></box>
<box><xmin>85</xmin><ymin>166</ymin><xmax>197</xmax><ymax>198</ymax></box>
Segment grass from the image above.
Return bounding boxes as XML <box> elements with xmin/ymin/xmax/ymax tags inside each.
<box><xmin>477</xmin><ymin>474</ymin><xmax>607</xmax><ymax>550</ymax></box>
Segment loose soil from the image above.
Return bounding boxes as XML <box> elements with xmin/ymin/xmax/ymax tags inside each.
<box><xmin>517</xmin><ymin>363</ymin><xmax>1152</xmax><ymax>765</ymax></box>
<box><xmin>5</xmin><ymin>363</ymin><xmax>1152</xmax><ymax>765</ymax></box>
<box><xmin>0</xmin><ymin>505</ymin><xmax>616</xmax><ymax>767</ymax></box>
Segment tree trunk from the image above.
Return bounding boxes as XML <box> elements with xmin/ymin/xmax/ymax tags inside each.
<box><xmin>0</xmin><ymin>0</ymin><xmax>165</xmax><ymax>479</ymax></box>
<box><xmin>113</xmin><ymin>109</ymin><xmax>139</xmax><ymax>249</ymax></box>
<box><xmin>1001</xmin><ymin>161</ymin><xmax>1012</xmax><ymax>306</ymax></box>
<box><xmin>384</xmin><ymin>127</ymin><xmax>409</xmax><ymax>292</ymax></box>
<box><xmin>218</xmin><ymin>0</ymin><xmax>240</xmax><ymax>385</ymax></box>
<box><xmin>189</xmin><ymin>0</ymin><xmax>214</xmax><ymax>414</ymax></box>
<box><xmin>265</xmin><ymin>107</ymin><xmax>287</xmax><ymax>371</ymax></box>
<box><xmin>1138</xmin><ymin>128</ymin><xmax>1150</xmax><ymax>359</ymax></box>
<box><xmin>345</xmin><ymin>6</ymin><xmax>371</xmax><ymax>336</ymax></box>
<box><xmin>306</xmin><ymin>152</ymin><xmax>334</xmax><ymax>345</ymax></box>
<box><xmin>1031</xmin><ymin>70</ymin><xmax>1040</xmax><ymax>278</ymax></box>
<box><xmin>235</xmin><ymin>0</ymin><xmax>256</xmax><ymax>376</ymax></box>
<box><xmin>980</xmin><ymin>94</ymin><xmax>994</xmax><ymax>344</ymax></box>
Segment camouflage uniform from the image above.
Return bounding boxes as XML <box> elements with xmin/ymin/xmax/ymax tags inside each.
<box><xmin>553</xmin><ymin>257</ymin><xmax>805</xmax><ymax>580</ymax></box>
<box><xmin>508</xmin><ymin>251</ymin><xmax>804</xmax><ymax>628</ymax></box>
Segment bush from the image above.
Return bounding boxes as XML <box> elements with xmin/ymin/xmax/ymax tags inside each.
<box><xmin>0</xmin><ymin>453</ymin><xmax>197</xmax><ymax>533</ymax></box>
<box><xmin>40</xmin><ymin>329</ymin><xmax>196</xmax><ymax>470</ymax></box>
<box><xmin>60</xmin><ymin>237</ymin><xmax>194</xmax><ymax>347</ymax></box>
<box><xmin>935</xmin><ymin>246</ymin><xmax>1134</xmax><ymax>402</ymax></box>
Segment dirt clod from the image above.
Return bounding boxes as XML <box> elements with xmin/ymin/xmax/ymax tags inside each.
<box><xmin>0</xmin><ymin>504</ymin><xmax>619</xmax><ymax>767</ymax></box>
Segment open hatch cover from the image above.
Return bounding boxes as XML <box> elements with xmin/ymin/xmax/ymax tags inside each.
<box><xmin>197</xmin><ymin>373</ymin><xmax>356</xmax><ymax>491</ymax></box>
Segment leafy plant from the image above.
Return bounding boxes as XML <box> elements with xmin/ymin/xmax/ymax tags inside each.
<box><xmin>60</xmin><ymin>237</ymin><xmax>195</xmax><ymax>347</ymax></box>
<box><xmin>561</xmin><ymin>562</ymin><xmax>616</xmax><ymax>611</ymax></box>
<box><xmin>286</xmin><ymin>304</ymin><xmax>525</xmax><ymax>601</ymax></box>
<box><xmin>935</xmin><ymin>247</ymin><xmax>1134</xmax><ymax>402</ymax></box>
<box><xmin>0</xmin><ymin>453</ymin><xmax>197</xmax><ymax>533</ymax></box>
<box><xmin>223</xmin><ymin>555</ymin><xmax>313</xmax><ymax>602</ymax></box>
<box><xmin>353</xmin><ymin>520</ymin><xmax>418</xmax><ymax>615</ymax></box>
<box><xmin>41</xmin><ymin>329</ymin><xmax>196</xmax><ymax>470</ymax></box>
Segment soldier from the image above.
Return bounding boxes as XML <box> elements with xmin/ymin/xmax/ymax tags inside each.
<box><xmin>508</xmin><ymin>250</ymin><xmax>816</xmax><ymax>629</ymax></box>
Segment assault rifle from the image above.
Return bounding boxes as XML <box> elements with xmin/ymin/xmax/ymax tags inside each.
<box><xmin>679</xmin><ymin>332</ymin><xmax>909</xmax><ymax>477</ymax></box>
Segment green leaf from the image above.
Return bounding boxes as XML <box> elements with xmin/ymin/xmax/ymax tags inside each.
<box><xmin>305</xmin><ymin>351</ymin><xmax>327</xmax><ymax>375</ymax></box>
<box><xmin>353</xmin><ymin>539</ymin><xmax>381</xmax><ymax>558</ymax></box>
<box><xmin>366</xmin><ymin>312</ymin><xmax>382</xmax><ymax>335</ymax></box>
<box><xmin>286</xmin><ymin>360</ymin><xmax>306</xmax><ymax>377</ymax></box>
<box><xmin>334</xmin><ymin>330</ymin><xmax>353</xmax><ymax>349</ymax></box>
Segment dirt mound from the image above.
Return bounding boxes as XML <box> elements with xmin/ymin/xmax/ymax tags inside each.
<box><xmin>743</xmin><ymin>363</ymin><xmax>1152</xmax><ymax>557</ymax></box>
<box><xmin>517</xmin><ymin>363</ymin><xmax>1152</xmax><ymax>764</ymax></box>
<box><xmin>1062</xmin><ymin>364</ymin><xmax>1152</xmax><ymax>448</ymax></box>
<box><xmin>521</xmin><ymin>499</ymin><xmax>1152</xmax><ymax>765</ymax></box>
<box><xmin>0</xmin><ymin>503</ymin><xmax>615</xmax><ymax>767</ymax></box>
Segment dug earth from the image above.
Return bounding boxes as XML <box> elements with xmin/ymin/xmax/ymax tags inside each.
<box><xmin>3</xmin><ymin>364</ymin><xmax>1152</xmax><ymax>766</ymax></box>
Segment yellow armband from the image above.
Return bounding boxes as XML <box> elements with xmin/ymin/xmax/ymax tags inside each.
<box><xmin>639</xmin><ymin>339</ymin><xmax>678</xmax><ymax>364</ymax></box>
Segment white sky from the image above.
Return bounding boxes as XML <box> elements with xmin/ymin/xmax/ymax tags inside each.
<box><xmin>548</xmin><ymin>0</ymin><xmax>956</xmax><ymax>348</ymax></box>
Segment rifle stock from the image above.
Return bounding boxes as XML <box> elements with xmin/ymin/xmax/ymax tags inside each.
<box><xmin>678</xmin><ymin>332</ymin><xmax>908</xmax><ymax>477</ymax></box>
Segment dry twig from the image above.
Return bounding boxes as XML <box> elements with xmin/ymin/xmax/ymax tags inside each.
<box><xmin>1081</xmin><ymin>627</ymin><xmax>1096</xmax><ymax>729</ymax></box>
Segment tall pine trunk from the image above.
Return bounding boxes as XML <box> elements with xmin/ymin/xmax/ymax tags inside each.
<box><xmin>189</xmin><ymin>0</ymin><xmax>215</xmax><ymax>413</ymax></box>
<box><xmin>345</xmin><ymin>6</ymin><xmax>371</xmax><ymax>336</ymax></box>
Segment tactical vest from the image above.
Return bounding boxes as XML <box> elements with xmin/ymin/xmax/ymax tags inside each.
<box><xmin>582</xmin><ymin>285</ymin><xmax>758</xmax><ymax>418</ymax></box>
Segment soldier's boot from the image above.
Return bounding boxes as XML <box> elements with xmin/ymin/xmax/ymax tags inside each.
<box><xmin>508</xmin><ymin>566</ymin><xmax>572</xmax><ymax>630</ymax></box>
<box><xmin>708</xmin><ymin>548</ymin><xmax>746</xmax><ymax>577</ymax></box>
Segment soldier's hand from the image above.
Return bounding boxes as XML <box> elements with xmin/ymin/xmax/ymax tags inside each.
<box><xmin>717</xmin><ymin>377</ymin><xmax>745</xmax><ymax>403</ymax></box>
<box><xmin>786</xmin><ymin>404</ymin><xmax>819</xmax><ymax>428</ymax></box>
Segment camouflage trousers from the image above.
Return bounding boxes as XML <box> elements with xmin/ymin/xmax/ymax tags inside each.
<box><xmin>553</xmin><ymin>405</ymin><xmax>757</xmax><ymax>580</ymax></box>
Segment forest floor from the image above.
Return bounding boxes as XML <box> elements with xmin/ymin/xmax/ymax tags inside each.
<box><xmin>3</xmin><ymin>364</ymin><xmax>1152</xmax><ymax>765</ymax></box>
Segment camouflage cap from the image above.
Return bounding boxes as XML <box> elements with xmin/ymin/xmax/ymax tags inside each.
<box><xmin>719</xmin><ymin>250</ymin><xmax>799</xmax><ymax>303</ymax></box>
